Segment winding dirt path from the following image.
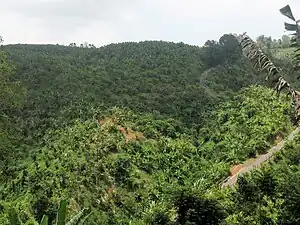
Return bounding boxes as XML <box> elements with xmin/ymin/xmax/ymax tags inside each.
<box><xmin>199</xmin><ymin>68</ymin><xmax>219</xmax><ymax>99</ymax></box>
<box><xmin>221</xmin><ymin>127</ymin><xmax>300</xmax><ymax>188</ymax></box>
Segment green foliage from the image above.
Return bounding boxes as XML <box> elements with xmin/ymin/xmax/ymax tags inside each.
<box><xmin>0</xmin><ymin>19</ymin><xmax>298</xmax><ymax>224</ymax></box>
<box><xmin>224</xmin><ymin>134</ymin><xmax>300</xmax><ymax>224</ymax></box>
<box><xmin>0</xmin><ymin>50</ymin><xmax>25</xmax><ymax>111</ymax></box>
<box><xmin>2</xmin><ymin>39</ymin><xmax>261</xmax><ymax>142</ymax></box>
<box><xmin>40</xmin><ymin>216</ymin><xmax>49</xmax><ymax>225</ymax></box>
<box><xmin>0</xmin><ymin>83</ymin><xmax>293</xmax><ymax>224</ymax></box>
<box><xmin>8</xmin><ymin>199</ymin><xmax>91</xmax><ymax>225</ymax></box>
<box><xmin>174</xmin><ymin>191</ymin><xmax>225</xmax><ymax>225</ymax></box>
<box><xmin>56</xmin><ymin>200</ymin><xmax>67</xmax><ymax>225</ymax></box>
<box><xmin>201</xmin><ymin>33</ymin><xmax>242</xmax><ymax>67</ymax></box>
<box><xmin>0</xmin><ymin>43</ymin><xmax>26</xmax><ymax>186</ymax></box>
<box><xmin>200</xmin><ymin>85</ymin><xmax>292</xmax><ymax>162</ymax></box>
<box><xmin>8</xmin><ymin>208</ymin><xmax>21</xmax><ymax>225</ymax></box>
<box><xmin>223</xmin><ymin>11</ymin><xmax>300</xmax><ymax>224</ymax></box>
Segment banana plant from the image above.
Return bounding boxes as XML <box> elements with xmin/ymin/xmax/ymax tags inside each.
<box><xmin>239</xmin><ymin>33</ymin><xmax>292</xmax><ymax>96</ymax></box>
<box><xmin>280</xmin><ymin>5</ymin><xmax>300</xmax><ymax>73</ymax></box>
<box><xmin>238</xmin><ymin>32</ymin><xmax>300</xmax><ymax>125</ymax></box>
<box><xmin>236</xmin><ymin>4</ymin><xmax>300</xmax><ymax>126</ymax></box>
<box><xmin>8</xmin><ymin>200</ymin><xmax>92</xmax><ymax>225</ymax></box>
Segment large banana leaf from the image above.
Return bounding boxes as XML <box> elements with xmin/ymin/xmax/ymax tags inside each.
<box><xmin>56</xmin><ymin>200</ymin><xmax>67</xmax><ymax>225</ymax></box>
<box><xmin>8</xmin><ymin>208</ymin><xmax>21</xmax><ymax>225</ymax></box>
<box><xmin>40</xmin><ymin>215</ymin><xmax>49</xmax><ymax>225</ymax></box>
<box><xmin>284</xmin><ymin>22</ymin><xmax>298</xmax><ymax>31</ymax></box>
<box><xmin>238</xmin><ymin>32</ymin><xmax>300</xmax><ymax>124</ymax></box>
<box><xmin>280</xmin><ymin>5</ymin><xmax>296</xmax><ymax>21</ymax></box>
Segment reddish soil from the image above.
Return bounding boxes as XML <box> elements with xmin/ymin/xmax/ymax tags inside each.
<box><xmin>228</xmin><ymin>134</ymin><xmax>284</xmax><ymax>177</ymax></box>
<box><xmin>230</xmin><ymin>164</ymin><xmax>243</xmax><ymax>176</ymax></box>
<box><xmin>222</xmin><ymin>127</ymin><xmax>300</xmax><ymax>188</ymax></box>
<box><xmin>98</xmin><ymin>117</ymin><xmax>145</xmax><ymax>142</ymax></box>
<box><xmin>119</xmin><ymin>127</ymin><xmax>145</xmax><ymax>142</ymax></box>
<box><xmin>99</xmin><ymin>117</ymin><xmax>115</xmax><ymax>125</ymax></box>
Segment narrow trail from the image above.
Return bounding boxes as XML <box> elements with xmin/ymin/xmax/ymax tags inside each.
<box><xmin>199</xmin><ymin>68</ymin><xmax>219</xmax><ymax>99</ymax></box>
<box><xmin>221</xmin><ymin>127</ymin><xmax>300</xmax><ymax>188</ymax></box>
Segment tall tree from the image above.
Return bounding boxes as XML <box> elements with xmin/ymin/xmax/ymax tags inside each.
<box><xmin>219</xmin><ymin>33</ymin><xmax>242</xmax><ymax>62</ymax></box>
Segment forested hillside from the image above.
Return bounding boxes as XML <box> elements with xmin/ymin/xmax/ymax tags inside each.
<box><xmin>1</xmin><ymin>28</ymin><xmax>300</xmax><ymax>224</ymax></box>
<box><xmin>3</xmin><ymin>37</ymin><xmax>262</xmax><ymax>135</ymax></box>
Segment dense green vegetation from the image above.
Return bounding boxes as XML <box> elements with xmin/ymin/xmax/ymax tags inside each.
<box><xmin>0</xmin><ymin>84</ymin><xmax>294</xmax><ymax>224</ymax></box>
<box><xmin>2</xmin><ymin>37</ymin><xmax>262</xmax><ymax>136</ymax></box>
<box><xmin>224</xmin><ymin>132</ymin><xmax>300</xmax><ymax>224</ymax></box>
<box><xmin>0</xmin><ymin>44</ymin><xmax>26</xmax><ymax>180</ymax></box>
<box><xmin>1</xmin><ymin>11</ymin><xmax>300</xmax><ymax>223</ymax></box>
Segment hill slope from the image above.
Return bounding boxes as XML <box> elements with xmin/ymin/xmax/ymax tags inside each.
<box><xmin>0</xmin><ymin>38</ymin><xmax>297</xmax><ymax>224</ymax></box>
<box><xmin>0</xmin><ymin>85</ymin><xmax>294</xmax><ymax>224</ymax></box>
<box><xmin>3</xmin><ymin>40</ymin><xmax>262</xmax><ymax>138</ymax></box>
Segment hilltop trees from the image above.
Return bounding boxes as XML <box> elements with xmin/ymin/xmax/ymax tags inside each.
<box><xmin>201</xmin><ymin>34</ymin><xmax>242</xmax><ymax>67</ymax></box>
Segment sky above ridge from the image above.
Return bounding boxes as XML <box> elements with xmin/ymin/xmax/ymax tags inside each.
<box><xmin>0</xmin><ymin>0</ymin><xmax>299</xmax><ymax>46</ymax></box>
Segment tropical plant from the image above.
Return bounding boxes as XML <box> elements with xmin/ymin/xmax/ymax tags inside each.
<box><xmin>238</xmin><ymin>32</ymin><xmax>300</xmax><ymax>124</ymax></box>
<box><xmin>8</xmin><ymin>200</ymin><xmax>91</xmax><ymax>225</ymax></box>
<box><xmin>239</xmin><ymin>33</ymin><xmax>291</xmax><ymax>94</ymax></box>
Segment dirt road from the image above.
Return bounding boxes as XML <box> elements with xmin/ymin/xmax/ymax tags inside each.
<box><xmin>221</xmin><ymin>127</ymin><xmax>300</xmax><ymax>188</ymax></box>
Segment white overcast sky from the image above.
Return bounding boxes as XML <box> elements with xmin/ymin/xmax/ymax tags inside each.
<box><xmin>0</xmin><ymin>0</ymin><xmax>300</xmax><ymax>46</ymax></box>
